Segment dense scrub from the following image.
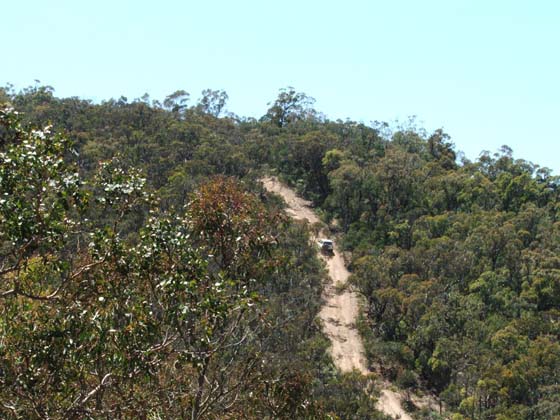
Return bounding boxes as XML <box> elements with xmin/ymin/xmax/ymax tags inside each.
<box><xmin>253</xmin><ymin>96</ymin><xmax>560</xmax><ymax>418</ymax></box>
<box><xmin>1</xmin><ymin>83</ymin><xmax>558</xmax><ymax>419</ymax></box>
<box><xmin>0</xmin><ymin>88</ymin><xmax>389</xmax><ymax>419</ymax></box>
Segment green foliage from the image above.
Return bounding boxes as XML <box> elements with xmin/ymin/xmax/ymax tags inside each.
<box><xmin>261</xmin><ymin>87</ymin><xmax>317</xmax><ymax>128</ymax></box>
<box><xmin>3</xmin><ymin>81</ymin><xmax>559</xmax><ymax>419</ymax></box>
<box><xmin>0</xmin><ymin>104</ymin><xmax>341</xmax><ymax>418</ymax></box>
<box><xmin>313</xmin><ymin>124</ymin><xmax>559</xmax><ymax>418</ymax></box>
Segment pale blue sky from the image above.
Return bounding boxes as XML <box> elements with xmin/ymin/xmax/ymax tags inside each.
<box><xmin>3</xmin><ymin>0</ymin><xmax>559</xmax><ymax>172</ymax></box>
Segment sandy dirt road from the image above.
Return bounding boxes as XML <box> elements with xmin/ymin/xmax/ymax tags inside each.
<box><xmin>261</xmin><ymin>177</ymin><xmax>413</xmax><ymax>420</ymax></box>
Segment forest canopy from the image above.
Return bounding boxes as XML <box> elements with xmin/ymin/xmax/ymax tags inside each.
<box><xmin>1</xmin><ymin>83</ymin><xmax>559</xmax><ymax>420</ymax></box>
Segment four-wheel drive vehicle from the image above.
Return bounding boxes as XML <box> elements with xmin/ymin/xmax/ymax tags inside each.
<box><xmin>318</xmin><ymin>239</ymin><xmax>334</xmax><ymax>254</ymax></box>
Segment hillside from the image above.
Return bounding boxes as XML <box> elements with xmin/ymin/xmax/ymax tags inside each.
<box><xmin>1</xmin><ymin>84</ymin><xmax>559</xmax><ymax>419</ymax></box>
<box><xmin>263</xmin><ymin>176</ymin><xmax>419</xmax><ymax>420</ymax></box>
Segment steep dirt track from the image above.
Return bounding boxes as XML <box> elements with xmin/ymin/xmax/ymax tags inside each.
<box><xmin>318</xmin><ymin>250</ymin><xmax>368</xmax><ymax>374</ymax></box>
<box><xmin>261</xmin><ymin>177</ymin><xmax>413</xmax><ymax>420</ymax></box>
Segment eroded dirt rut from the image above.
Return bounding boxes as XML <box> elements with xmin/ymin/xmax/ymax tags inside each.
<box><xmin>261</xmin><ymin>177</ymin><xmax>413</xmax><ymax>420</ymax></box>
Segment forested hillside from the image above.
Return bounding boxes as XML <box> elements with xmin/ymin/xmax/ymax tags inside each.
<box><xmin>1</xmin><ymin>84</ymin><xmax>559</xmax><ymax>419</ymax></box>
